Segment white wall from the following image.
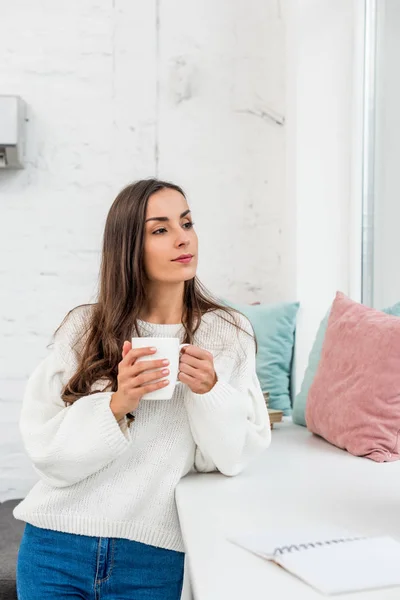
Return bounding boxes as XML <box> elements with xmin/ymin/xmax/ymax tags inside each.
<box><xmin>0</xmin><ymin>0</ymin><xmax>365</xmax><ymax>503</ymax></box>
<box><xmin>284</xmin><ymin>0</ymin><xmax>361</xmax><ymax>390</ymax></box>
<box><xmin>373</xmin><ymin>0</ymin><xmax>400</xmax><ymax>308</ymax></box>
<box><xmin>0</xmin><ymin>1</ymin><xmax>286</xmax><ymax>500</ymax></box>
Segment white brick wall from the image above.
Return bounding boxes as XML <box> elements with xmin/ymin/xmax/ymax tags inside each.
<box><xmin>0</xmin><ymin>0</ymin><xmax>286</xmax><ymax>499</ymax></box>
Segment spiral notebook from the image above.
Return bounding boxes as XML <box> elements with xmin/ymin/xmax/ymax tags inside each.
<box><xmin>231</xmin><ymin>528</ymin><xmax>400</xmax><ymax>595</ymax></box>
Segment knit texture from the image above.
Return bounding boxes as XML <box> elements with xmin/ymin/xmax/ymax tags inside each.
<box><xmin>13</xmin><ymin>306</ymin><xmax>271</xmax><ymax>551</ymax></box>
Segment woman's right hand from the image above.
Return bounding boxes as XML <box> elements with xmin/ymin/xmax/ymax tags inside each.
<box><xmin>110</xmin><ymin>341</ymin><xmax>170</xmax><ymax>421</ymax></box>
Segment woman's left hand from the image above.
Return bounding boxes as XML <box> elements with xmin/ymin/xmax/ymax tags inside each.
<box><xmin>178</xmin><ymin>345</ymin><xmax>217</xmax><ymax>394</ymax></box>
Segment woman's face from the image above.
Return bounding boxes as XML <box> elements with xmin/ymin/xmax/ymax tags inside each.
<box><xmin>143</xmin><ymin>188</ymin><xmax>198</xmax><ymax>284</ymax></box>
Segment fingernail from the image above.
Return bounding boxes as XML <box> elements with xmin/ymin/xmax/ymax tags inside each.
<box><xmin>162</xmin><ymin>359</ymin><xmax>169</xmax><ymax>365</ymax></box>
<box><xmin>150</xmin><ymin>347</ymin><xmax>157</xmax><ymax>352</ymax></box>
<box><xmin>162</xmin><ymin>369</ymin><xmax>169</xmax><ymax>375</ymax></box>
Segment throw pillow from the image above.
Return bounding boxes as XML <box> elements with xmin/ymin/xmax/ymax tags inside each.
<box><xmin>306</xmin><ymin>292</ymin><xmax>400</xmax><ymax>462</ymax></box>
<box><xmin>225</xmin><ymin>300</ymin><xmax>299</xmax><ymax>414</ymax></box>
<box><xmin>293</xmin><ymin>300</ymin><xmax>400</xmax><ymax>426</ymax></box>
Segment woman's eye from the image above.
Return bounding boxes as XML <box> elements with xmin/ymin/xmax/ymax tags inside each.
<box><xmin>183</xmin><ymin>221</ymin><xmax>194</xmax><ymax>229</ymax></box>
<box><xmin>153</xmin><ymin>227</ymin><xmax>167</xmax><ymax>235</ymax></box>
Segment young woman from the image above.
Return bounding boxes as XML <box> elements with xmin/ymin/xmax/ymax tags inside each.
<box><xmin>14</xmin><ymin>178</ymin><xmax>271</xmax><ymax>600</ymax></box>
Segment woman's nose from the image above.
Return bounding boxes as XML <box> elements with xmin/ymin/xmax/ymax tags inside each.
<box><xmin>175</xmin><ymin>234</ymin><xmax>189</xmax><ymax>248</ymax></box>
<box><xmin>177</xmin><ymin>238</ymin><xmax>189</xmax><ymax>248</ymax></box>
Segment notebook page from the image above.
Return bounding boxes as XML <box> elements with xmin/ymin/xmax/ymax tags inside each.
<box><xmin>278</xmin><ymin>536</ymin><xmax>400</xmax><ymax>595</ymax></box>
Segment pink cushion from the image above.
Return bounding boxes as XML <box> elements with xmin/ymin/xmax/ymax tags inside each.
<box><xmin>305</xmin><ymin>292</ymin><xmax>400</xmax><ymax>462</ymax></box>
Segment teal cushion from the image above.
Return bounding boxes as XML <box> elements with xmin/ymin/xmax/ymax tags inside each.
<box><xmin>292</xmin><ymin>300</ymin><xmax>400</xmax><ymax>426</ymax></box>
<box><xmin>225</xmin><ymin>301</ymin><xmax>300</xmax><ymax>415</ymax></box>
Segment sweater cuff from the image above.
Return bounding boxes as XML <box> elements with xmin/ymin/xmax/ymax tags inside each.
<box><xmin>188</xmin><ymin>380</ymin><xmax>247</xmax><ymax>417</ymax></box>
<box><xmin>91</xmin><ymin>393</ymin><xmax>132</xmax><ymax>453</ymax></box>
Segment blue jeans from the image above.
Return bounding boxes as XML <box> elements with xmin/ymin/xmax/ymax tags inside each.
<box><xmin>17</xmin><ymin>524</ymin><xmax>185</xmax><ymax>600</ymax></box>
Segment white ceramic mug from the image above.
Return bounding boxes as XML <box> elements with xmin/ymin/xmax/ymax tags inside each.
<box><xmin>131</xmin><ymin>337</ymin><xmax>189</xmax><ymax>400</ymax></box>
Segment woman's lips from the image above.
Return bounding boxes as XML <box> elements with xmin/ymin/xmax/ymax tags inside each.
<box><xmin>173</xmin><ymin>255</ymin><xmax>193</xmax><ymax>264</ymax></box>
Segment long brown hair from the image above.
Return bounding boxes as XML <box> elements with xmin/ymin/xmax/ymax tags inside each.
<box><xmin>59</xmin><ymin>178</ymin><xmax>243</xmax><ymax>406</ymax></box>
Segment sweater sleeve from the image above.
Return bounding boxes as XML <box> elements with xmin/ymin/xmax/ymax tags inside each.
<box><xmin>19</xmin><ymin>314</ymin><xmax>132</xmax><ymax>489</ymax></box>
<box><xmin>184</xmin><ymin>314</ymin><xmax>271</xmax><ymax>476</ymax></box>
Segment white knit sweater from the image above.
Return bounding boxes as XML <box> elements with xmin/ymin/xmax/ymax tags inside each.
<box><xmin>13</xmin><ymin>307</ymin><xmax>271</xmax><ymax>552</ymax></box>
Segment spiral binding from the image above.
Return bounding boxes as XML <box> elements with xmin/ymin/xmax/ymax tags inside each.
<box><xmin>273</xmin><ymin>536</ymin><xmax>365</xmax><ymax>557</ymax></box>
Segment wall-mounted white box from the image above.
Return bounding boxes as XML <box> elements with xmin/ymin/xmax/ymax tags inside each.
<box><xmin>0</xmin><ymin>95</ymin><xmax>26</xmax><ymax>169</ymax></box>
